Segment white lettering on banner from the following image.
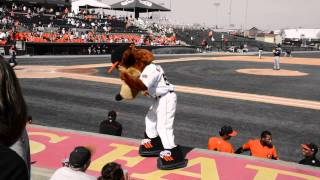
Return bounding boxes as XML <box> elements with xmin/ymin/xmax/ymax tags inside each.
<box><xmin>139</xmin><ymin>0</ymin><xmax>152</xmax><ymax>7</ymax></box>
<box><xmin>121</xmin><ymin>0</ymin><xmax>134</xmax><ymax>6</ymax></box>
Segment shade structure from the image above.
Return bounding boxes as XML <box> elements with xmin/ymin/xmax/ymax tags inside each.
<box><xmin>110</xmin><ymin>0</ymin><xmax>170</xmax><ymax>18</ymax></box>
<box><xmin>72</xmin><ymin>0</ymin><xmax>110</xmax><ymax>13</ymax></box>
<box><xmin>79</xmin><ymin>4</ymin><xmax>103</xmax><ymax>9</ymax></box>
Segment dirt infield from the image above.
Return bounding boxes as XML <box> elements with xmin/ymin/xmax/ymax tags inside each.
<box><xmin>15</xmin><ymin>56</ymin><xmax>320</xmax><ymax>110</ymax></box>
<box><xmin>15</xmin><ymin>55</ymin><xmax>320</xmax><ymax>78</ymax></box>
<box><xmin>59</xmin><ymin>68</ymin><xmax>99</xmax><ymax>75</ymax></box>
<box><xmin>236</xmin><ymin>69</ymin><xmax>309</xmax><ymax>76</ymax></box>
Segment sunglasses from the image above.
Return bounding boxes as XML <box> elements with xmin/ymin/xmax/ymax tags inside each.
<box><xmin>302</xmin><ymin>147</ymin><xmax>313</xmax><ymax>151</ymax></box>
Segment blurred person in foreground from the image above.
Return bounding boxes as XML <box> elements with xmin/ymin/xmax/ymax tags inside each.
<box><xmin>50</xmin><ymin>146</ymin><xmax>96</xmax><ymax>180</ymax></box>
<box><xmin>0</xmin><ymin>57</ymin><xmax>29</xmax><ymax>180</ymax></box>
<box><xmin>98</xmin><ymin>162</ymin><xmax>128</xmax><ymax>180</ymax></box>
<box><xmin>99</xmin><ymin>110</ymin><xmax>122</xmax><ymax>136</ymax></box>
<box><xmin>235</xmin><ymin>130</ymin><xmax>279</xmax><ymax>160</ymax></box>
<box><xmin>299</xmin><ymin>143</ymin><xmax>320</xmax><ymax>167</ymax></box>
<box><xmin>208</xmin><ymin>125</ymin><xmax>237</xmax><ymax>153</ymax></box>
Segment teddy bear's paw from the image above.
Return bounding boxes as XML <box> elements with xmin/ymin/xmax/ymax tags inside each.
<box><xmin>118</xmin><ymin>65</ymin><xmax>126</xmax><ymax>72</ymax></box>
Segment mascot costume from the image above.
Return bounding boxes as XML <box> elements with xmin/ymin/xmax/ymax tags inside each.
<box><xmin>108</xmin><ymin>45</ymin><xmax>188</xmax><ymax>170</ymax></box>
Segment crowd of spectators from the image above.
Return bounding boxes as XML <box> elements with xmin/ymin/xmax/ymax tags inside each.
<box><xmin>14</xmin><ymin>31</ymin><xmax>143</xmax><ymax>44</ymax></box>
<box><xmin>134</xmin><ymin>18</ymin><xmax>179</xmax><ymax>46</ymax></box>
<box><xmin>0</xmin><ymin>2</ymin><xmax>178</xmax><ymax>48</ymax></box>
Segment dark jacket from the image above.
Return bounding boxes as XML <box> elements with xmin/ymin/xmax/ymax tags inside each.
<box><xmin>273</xmin><ymin>47</ymin><xmax>281</xmax><ymax>56</ymax></box>
<box><xmin>99</xmin><ymin>120</ymin><xmax>122</xmax><ymax>136</ymax></box>
<box><xmin>299</xmin><ymin>156</ymin><xmax>320</xmax><ymax>167</ymax></box>
<box><xmin>9</xmin><ymin>54</ymin><xmax>17</xmax><ymax>67</ymax></box>
<box><xmin>0</xmin><ymin>144</ymin><xmax>28</xmax><ymax>180</ymax></box>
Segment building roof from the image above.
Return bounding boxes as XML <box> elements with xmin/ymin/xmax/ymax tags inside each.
<box><xmin>283</xmin><ymin>29</ymin><xmax>320</xmax><ymax>39</ymax></box>
<box><xmin>249</xmin><ymin>27</ymin><xmax>259</xmax><ymax>31</ymax></box>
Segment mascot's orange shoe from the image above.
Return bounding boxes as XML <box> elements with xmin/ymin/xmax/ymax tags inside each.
<box><xmin>139</xmin><ymin>133</ymin><xmax>164</xmax><ymax>157</ymax></box>
<box><xmin>157</xmin><ymin>146</ymin><xmax>188</xmax><ymax>170</ymax></box>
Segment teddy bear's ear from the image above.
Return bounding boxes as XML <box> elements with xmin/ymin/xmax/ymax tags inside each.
<box><xmin>120</xmin><ymin>43</ymin><xmax>136</xmax><ymax>64</ymax></box>
<box><xmin>121</xmin><ymin>49</ymin><xmax>131</xmax><ymax>63</ymax></box>
<box><xmin>134</xmin><ymin>49</ymin><xmax>154</xmax><ymax>65</ymax></box>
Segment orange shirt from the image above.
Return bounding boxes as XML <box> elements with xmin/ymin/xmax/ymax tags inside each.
<box><xmin>208</xmin><ymin>137</ymin><xmax>234</xmax><ymax>153</ymax></box>
<box><xmin>242</xmin><ymin>139</ymin><xmax>278</xmax><ymax>159</ymax></box>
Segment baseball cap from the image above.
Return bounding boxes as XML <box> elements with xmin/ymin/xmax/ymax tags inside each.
<box><xmin>220</xmin><ymin>126</ymin><xmax>237</xmax><ymax>137</ymax></box>
<box><xmin>301</xmin><ymin>143</ymin><xmax>318</xmax><ymax>154</ymax></box>
<box><xmin>108</xmin><ymin>110</ymin><xmax>117</xmax><ymax>118</ymax></box>
<box><xmin>69</xmin><ymin>146</ymin><xmax>91</xmax><ymax>168</ymax></box>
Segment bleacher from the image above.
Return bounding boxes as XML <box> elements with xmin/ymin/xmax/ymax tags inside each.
<box><xmin>174</xmin><ymin>27</ymin><xmax>269</xmax><ymax>51</ymax></box>
<box><xmin>0</xmin><ymin>0</ymin><xmax>181</xmax><ymax>55</ymax></box>
<box><xmin>3</xmin><ymin>0</ymin><xmax>272</xmax><ymax>55</ymax></box>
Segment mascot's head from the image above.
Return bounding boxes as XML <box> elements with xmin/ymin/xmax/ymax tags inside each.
<box><xmin>111</xmin><ymin>45</ymin><xmax>154</xmax><ymax>101</ymax></box>
<box><xmin>108</xmin><ymin>44</ymin><xmax>154</xmax><ymax>74</ymax></box>
<box><xmin>120</xmin><ymin>46</ymin><xmax>154</xmax><ymax>72</ymax></box>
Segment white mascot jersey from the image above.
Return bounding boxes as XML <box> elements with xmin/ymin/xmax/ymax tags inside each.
<box><xmin>140</xmin><ymin>64</ymin><xmax>175</xmax><ymax>97</ymax></box>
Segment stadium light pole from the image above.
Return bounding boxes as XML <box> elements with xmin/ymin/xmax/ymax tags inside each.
<box><xmin>213</xmin><ymin>2</ymin><xmax>220</xmax><ymax>29</ymax></box>
<box><xmin>228</xmin><ymin>0</ymin><xmax>233</xmax><ymax>27</ymax></box>
<box><xmin>244</xmin><ymin>0</ymin><xmax>249</xmax><ymax>30</ymax></box>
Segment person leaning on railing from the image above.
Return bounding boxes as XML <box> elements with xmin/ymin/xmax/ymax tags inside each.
<box><xmin>235</xmin><ymin>130</ymin><xmax>279</xmax><ymax>160</ymax></box>
<box><xmin>299</xmin><ymin>143</ymin><xmax>320</xmax><ymax>167</ymax></box>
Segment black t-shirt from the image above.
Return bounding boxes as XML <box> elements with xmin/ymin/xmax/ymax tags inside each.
<box><xmin>99</xmin><ymin>120</ymin><xmax>122</xmax><ymax>136</ymax></box>
<box><xmin>299</xmin><ymin>156</ymin><xmax>320</xmax><ymax>167</ymax></box>
<box><xmin>0</xmin><ymin>145</ymin><xmax>28</xmax><ymax>180</ymax></box>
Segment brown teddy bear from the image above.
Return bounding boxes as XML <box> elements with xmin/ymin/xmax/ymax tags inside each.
<box><xmin>111</xmin><ymin>47</ymin><xmax>154</xmax><ymax>101</ymax></box>
<box><xmin>117</xmin><ymin>66</ymin><xmax>141</xmax><ymax>100</ymax></box>
<box><xmin>110</xmin><ymin>46</ymin><xmax>187</xmax><ymax>170</ymax></box>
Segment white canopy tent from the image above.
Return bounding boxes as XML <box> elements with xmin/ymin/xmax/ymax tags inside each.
<box><xmin>72</xmin><ymin>0</ymin><xmax>111</xmax><ymax>14</ymax></box>
<box><xmin>283</xmin><ymin>29</ymin><xmax>320</xmax><ymax>40</ymax></box>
